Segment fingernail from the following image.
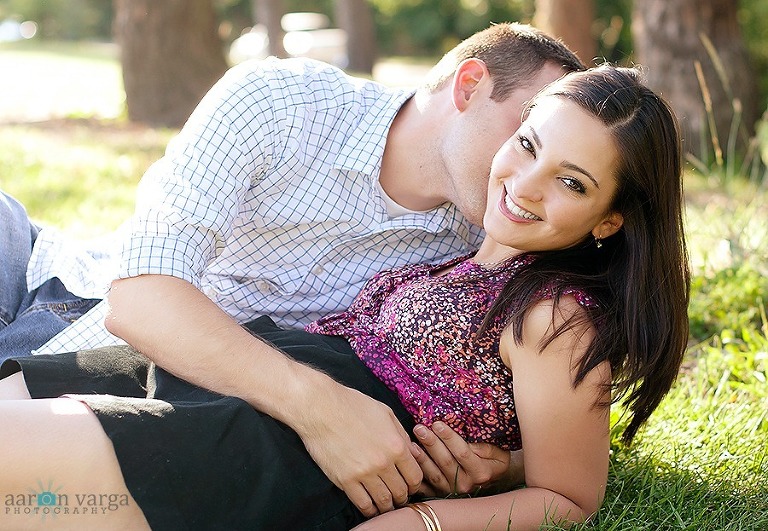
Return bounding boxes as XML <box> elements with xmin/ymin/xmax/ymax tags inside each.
<box><xmin>410</xmin><ymin>442</ymin><xmax>423</xmax><ymax>457</ymax></box>
<box><xmin>414</xmin><ymin>425</ymin><xmax>428</xmax><ymax>438</ymax></box>
<box><xmin>433</xmin><ymin>421</ymin><xmax>446</xmax><ymax>433</ymax></box>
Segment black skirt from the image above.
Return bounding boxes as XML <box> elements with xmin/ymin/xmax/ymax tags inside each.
<box><xmin>1</xmin><ymin>316</ymin><xmax>416</xmax><ymax>530</ymax></box>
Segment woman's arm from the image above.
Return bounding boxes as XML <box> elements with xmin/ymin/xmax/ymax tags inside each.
<box><xmin>352</xmin><ymin>485</ymin><xmax>594</xmax><ymax>531</ymax></box>
<box><xmin>355</xmin><ymin>296</ymin><xmax>611</xmax><ymax>530</ymax></box>
<box><xmin>506</xmin><ymin>296</ymin><xmax>610</xmax><ymax>518</ymax></box>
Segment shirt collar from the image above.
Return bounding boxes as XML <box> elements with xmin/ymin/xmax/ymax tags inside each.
<box><xmin>333</xmin><ymin>87</ymin><xmax>415</xmax><ymax>176</ymax></box>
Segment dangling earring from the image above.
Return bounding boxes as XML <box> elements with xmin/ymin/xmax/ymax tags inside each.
<box><xmin>595</xmin><ymin>235</ymin><xmax>603</xmax><ymax>249</ymax></box>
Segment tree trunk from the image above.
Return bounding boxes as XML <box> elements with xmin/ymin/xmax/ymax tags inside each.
<box><xmin>632</xmin><ymin>0</ymin><xmax>758</xmax><ymax>160</ymax></box>
<box><xmin>251</xmin><ymin>0</ymin><xmax>286</xmax><ymax>58</ymax></box>
<box><xmin>114</xmin><ymin>0</ymin><xmax>229</xmax><ymax>128</ymax></box>
<box><xmin>534</xmin><ymin>0</ymin><xmax>597</xmax><ymax>66</ymax></box>
<box><xmin>335</xmin><ymin>0</ymin><xmax>376</xmax><ymax>74</ymax></box>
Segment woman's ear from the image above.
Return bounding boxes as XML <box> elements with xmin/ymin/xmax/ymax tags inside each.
<box><xmin>450</xmin><ymin>58</ymin><xmax>490</xmax><ymax>112</ymax></box>
<box><xmin>592</xmin><ymin>211</ymin><xmax>624</xmax><ymax>239</ymax></box>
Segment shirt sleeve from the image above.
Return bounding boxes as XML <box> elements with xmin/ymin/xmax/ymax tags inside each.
<box><xmin>118</xmin><ymin>61</ymin><xmax>280</xmax><ymax>286</ymax></box>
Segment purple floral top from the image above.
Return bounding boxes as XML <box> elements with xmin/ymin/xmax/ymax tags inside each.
<box><xmin>305</xmin><ymin>254</ymin><xmax>596</xmax><ymax>450</ymax></box>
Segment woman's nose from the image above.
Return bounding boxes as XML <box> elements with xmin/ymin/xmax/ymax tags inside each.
<box><xmin>510</xmin><ymin>169</ymin><xmax>544</xmax><ymax>203</ymax></box>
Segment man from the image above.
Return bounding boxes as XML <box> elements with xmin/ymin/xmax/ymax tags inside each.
<box><xmin>0</xmin><ymin>22</ymin><xmax>583</xmax><ymax>517</ymax></box>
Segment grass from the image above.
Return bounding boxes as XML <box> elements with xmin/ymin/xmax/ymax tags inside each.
<box><xmin>0</xmin><ymin>40</ymin><xmax>173</xmax><ymax>237</ymax></box>
<box><xmin>0</xmin><ymin>119</ymin><xmax>172</xmax><ymax>237</ymax></box>
<box><xmin>2</xmin><ymin>41</ymin><xmax>767</xmax><ymax>530</ymax></box>
<box><xmin>589</xmin><ymin>347</ymin><xmax>768</xmax><ymax>529</ymax></box>
<box><xmin>0</xmin><ymin>40</ymin><xmax>124</xmax><ymax>123</ymax></box>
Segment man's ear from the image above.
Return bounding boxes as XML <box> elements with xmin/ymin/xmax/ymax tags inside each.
<box><xmin>592</xmin><ymin>211</ymin><xmax>624</xmax><ymax>239</ymax></box>
<box><xmin>450</xmin><ymin>58</ymin><xmax>490</xmax><ymax>112</ymax></box>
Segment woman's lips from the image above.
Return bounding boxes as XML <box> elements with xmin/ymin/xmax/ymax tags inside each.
<box><xmin>499</xmin><ymin>189</ymin><xmax>542</xmax><ymax>222</ymax></box>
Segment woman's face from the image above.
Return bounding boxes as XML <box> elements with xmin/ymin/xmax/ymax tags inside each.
<box><xmin>482</xmin><ymin>96</ymin><xmax>624</xmax><ymax>256</ymax></box>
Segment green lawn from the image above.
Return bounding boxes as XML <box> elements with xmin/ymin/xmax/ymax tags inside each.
<box><xmin>0</xmin><ymin>40</ymin><xmax>124</xmax><ymax>123</ymax></box>
<box><xmin>0</xmin><ymin>119</ymin><xmax>172</xmax><ymax>237</ymax></box>
<box><xmin>0</xmin><ymin>40</ymin><xmax>156</xmax><ymax>236</ymax></box>
<box><xmin>1</xmin><ymin>41</ymin><xmax>766</xmax><ymax>530</ymax></box>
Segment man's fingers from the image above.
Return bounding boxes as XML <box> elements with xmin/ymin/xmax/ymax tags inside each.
<box><xmin>375</xmin><ymin>470</ymin><xmax>409</xmax><ymax>509</ymax></box>
<box><xmin>341</xmin><ymin>443</ymin><xmax>421</xmax><ymax>516</ymax></box>
<box><xmin>299</xmin><ymin>385</ymin><xmax>425</xmax><ymax>515</ymax></box>
<box><xmin>398</xmin><ymin>444</ymin><xmax>427</xmax><ymax>497</ymax></box>
<box><xmin>361</xmin><ymin>430</ymin><xmax>421</xmax><ymax>514</ymax></box>
<box><xmin>345</xmin><ymin>482</ymin><xmax>378</xmax><ymax>518</ymax></box>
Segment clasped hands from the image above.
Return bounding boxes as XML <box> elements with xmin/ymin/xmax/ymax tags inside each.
<box><xmin>295</xmin><ymin>383</ymin><xmax>519</xmax><ymax>518</ymax></box>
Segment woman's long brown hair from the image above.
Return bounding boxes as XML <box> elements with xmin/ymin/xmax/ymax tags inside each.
<box><xmin>480</xmin><ymin>65</ymin><xmax>690</xmax><ymax>444</ymax></box>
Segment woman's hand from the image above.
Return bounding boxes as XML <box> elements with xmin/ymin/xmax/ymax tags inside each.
<box><xmin>411</xmin><ymin>421</ymin><xmax>523</xmax><ymax>496</ymax></box>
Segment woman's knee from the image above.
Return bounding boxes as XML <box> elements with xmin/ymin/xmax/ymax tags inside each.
<box><xmin>0</xmin><ymin>371</ymin><xmax>31</xmax><ymax>400</ymax></box>
<box><xmin>0</xmin><ymin>397</ymin><xmax>151</xmax><ymax>529</ymax></box>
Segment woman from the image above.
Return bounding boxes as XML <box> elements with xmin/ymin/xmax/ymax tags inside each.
<box><xmin>0</xmin><ymin>64</ymin><xmax>689</xmax><ymax>530</ymax></box>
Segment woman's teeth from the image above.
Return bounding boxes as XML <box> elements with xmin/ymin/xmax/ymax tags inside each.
<box><xmin>505</xmin><ymin>194</ymin><xmax>541</xmax><ymax>220</ymax></box>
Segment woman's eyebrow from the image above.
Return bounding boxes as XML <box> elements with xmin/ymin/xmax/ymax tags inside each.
<box><xmin>531</xmin><ymin>126</ymin><xmax>600</xmax><ymax>188</ymax></box>
<box><xmin>560</xmin><ymin>161</ymin><xmax>600</xmax><ymax>188</ymax></box>
<box><xmin>530</xmin><ymin>128</ymin><xmax>543</xmax><ymax>149</ymax></box>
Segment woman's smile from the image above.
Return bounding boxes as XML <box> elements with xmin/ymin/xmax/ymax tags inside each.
<box><xmin>499</xmin><ymin>188</ymin><xmax>542</xmax><ymax>222</ymax></box>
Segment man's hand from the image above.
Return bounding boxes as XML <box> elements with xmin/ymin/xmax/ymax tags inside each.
<box><xmin>295</xmin><ymin>381</ymin><xmax>423</xmax><ymax>517</ymax></box>
<box><xmin>411</xmin><ymin>421</ymin><xmax>524</xmax><ymax>496</ymax></box>
<box><xmin>108</xmin><ymin>276</ymin><xmax>423</xmax><ymax>518</ymax></box>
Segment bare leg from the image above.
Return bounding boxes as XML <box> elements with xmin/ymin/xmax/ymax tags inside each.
<box><xmin>0</xmin><ymin>398</ymin><xmax>150</xmax><ymax>530</ymax></box>
<box><xmin>0</xmin><ymin>372</ymin><xmax>31</xmax><ymax>400</ymax></box>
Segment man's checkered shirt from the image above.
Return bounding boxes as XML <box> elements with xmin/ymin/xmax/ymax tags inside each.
<box><xmin>32</xmin><ymin>57</ymin><xmax>483</xmax><ymax>354</ymax></box>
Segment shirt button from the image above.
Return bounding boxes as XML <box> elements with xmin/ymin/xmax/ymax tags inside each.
<box><xmin>203</xmin><ymin>287</ymin><xmax>217</xmax><ymax>299</ymax></box>
<box><xmin>312</xmin><ymin>264</ymin><xmax>325</xmax><ymax>275</ymax></box>
<box><xmin>257</xmin><ymin>281</ymin><xmax>272</xmax><ymax>292</ymax></box>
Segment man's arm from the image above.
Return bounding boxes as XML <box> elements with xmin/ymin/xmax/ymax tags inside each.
<box><xmin>106</xmin><ymin>273</ymin><xmax>422</xmax><ymax>517</ymax></box>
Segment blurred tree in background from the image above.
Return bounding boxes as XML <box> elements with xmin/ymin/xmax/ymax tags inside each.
<box><xmin>633</xmin><ymin>0</ymin><xmax>758</xmax><ymax>161</ymax></box>
<box><xmin>533</xmin><ymin>0</ymin><xmax>597</xmax><ymax>66</ymax></box>
<box><xmin>250</xmin><ymin>0</ymin><xmax>287</xmax><ymax>57</ymax></box>
<box><xmin>739</xmin><ymin>0</ymin><xmax>768</xmax><ymax>116</ymax></box>
<box><xmin>336</xmin><ymin>0</ymin><xmax>376</xmax><ymax>73</ymax></box>
<box><xmin>114</xmin><ymin>0</ymin><xmax>228</xmax><ymax>128</ymax></box>
<box><xmin>371</xmin><ymin>0</ymin><xmax>532</xmax><ymax>56</ymax></box>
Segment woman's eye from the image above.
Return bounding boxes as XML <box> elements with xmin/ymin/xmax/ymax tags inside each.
<box><xmin>561</xmin><ymin>177</ymin><xmax>586</xmax><ymax>194</ymax></box>
<box><xmin>518</xmin><ymin>135</ymin><xmax>535</xmax><ymax>156</ymax></box>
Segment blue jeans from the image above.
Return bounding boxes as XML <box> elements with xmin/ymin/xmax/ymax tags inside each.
<box><xmin>0</xmin><ymin>192</ymin><xmax>100</xmax><ymax>361</ymax></box>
